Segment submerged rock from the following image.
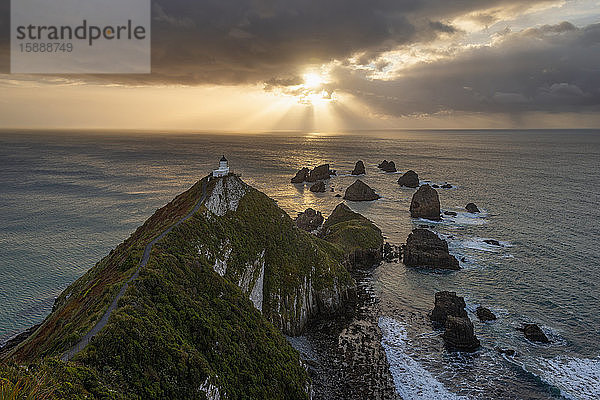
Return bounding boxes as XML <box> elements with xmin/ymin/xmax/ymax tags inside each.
<box><xmin>443</xmin><ymin>316</ymin><xmax>480</xmax><ymax>351</ymax></box>
<box><xmin>517</xmin><ymin>324</ymin><xmax>550</xmax><ymax>343</ymax></box>
<box><xmin>343</xmin><ymin>180</ymin><xmax>380</xmax><ymax>202</ymax></box>
<box><xmin>351</xmin><ymin>160</ymin><xmax>366</xmax><ymax>175</ymax></box>
<box><xmin>444</xmin><ymin>211</ymin><xmax>457</xmax><ymax>216</ymax></box>
<box><xmin>378</xmin><ymin>160</ymin><xmax>397</xmax><ymax>172</ymax></box>
<box><xmin>483</xmin><ymin>239</ymin><xmax>501</xmax><ymax>247</ymax></box>
<box><xmin>466</xmin><ymin>203</ymin><xmax>480</xmax><ymax>213</ymax></box>
<box><xmin>430</xmin><ymin>291</ymin><xmax>467</xmax><ymax>325</ymax></box>
<box><xmin>295</xmin><ymin>208</ymin><xmax>324</xmax><ymax>232</ymax></box>
<box><xmin>476</xmin><ymin>306</ymin><xmax>497</xmax><ymax>322</ymax></box>
<box><xmin>291</xmin><ymin>167</ymin><xmax>310</xmax><ymax>183</ymax></box>
<box><xmin>403</xmin><ymin>229</ymin><xmax>460</xmax><ymax>270</ymax></box>
<box><xmin>441</xmin><ymin>184</ymin><xmax>453</xmax><ymax>189</ymax></box>
<box><xmin>397</xmin><ymin>170</ymin><xmax>419</xmax><ymax>188</ymax></box>
<box><xmin>410</xmin><ymin>185</ymin><xmax>441</xmax><ymax>220</ymax></box>
<box><xmin>496</xmin><ymin>347</ymin><xmax>516</xmax><ymax>356</ymax></box>
<box><xmin>310</xmin><ymin>181</ymin><xmax>326</xmax><ymax>193</ymax></box>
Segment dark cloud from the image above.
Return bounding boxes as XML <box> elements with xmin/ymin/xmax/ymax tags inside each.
<box><xmin>143</xmin><ymin>0</ymin><xmax>556</xmax><ymax>85</ymax></box>
<box><xmin>332</xmin><ymin>22</ymin><xmax>600</xmax><ymax>115</ymax></box>
<box><xmin>0</xmin><ymin>0</ymin><xmax>558</xmax><ymax>82</ymax></box>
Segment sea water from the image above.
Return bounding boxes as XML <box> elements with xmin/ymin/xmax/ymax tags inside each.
<box><xmin>1</xmin><ymin>130</ymin><xmax>598</xmax><ymax>399</ymax></box>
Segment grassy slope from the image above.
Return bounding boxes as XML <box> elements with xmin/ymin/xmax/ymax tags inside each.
<box><xmin>322</xmin><ymin>203</ymin><xmax>383</xmax><ymax>254</ymax></box>
<box><xmin>10</xmin><ymin>178</ymin><xmax>206</xmax><ymax>362</ymax></box>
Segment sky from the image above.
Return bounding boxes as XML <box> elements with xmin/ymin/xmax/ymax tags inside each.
<box><xmin>0</xmin><ymin>0</ymin><xmax>599</xmax><ymax>131</ymax></box>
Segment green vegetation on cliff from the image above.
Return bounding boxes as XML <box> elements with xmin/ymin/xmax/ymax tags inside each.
<box><xmin>322</xmin><ymin>203</ymin><xmax>383</xmax><ymax>256</ymax></box>
<box><xmin>11</xmin><ymin>178</ymin><xmax>207</xmax><ymax>362</ymax></box>
<box><xmin>1</xmin><ymin>175</ymin><xmax>384</xmax><ymax>399</ymax></box>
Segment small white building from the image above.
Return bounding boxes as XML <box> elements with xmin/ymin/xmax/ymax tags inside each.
<box><xmin>213</xmin><ymin>155</ymin><xmax>230</xmax><ymax>177</ymax></box>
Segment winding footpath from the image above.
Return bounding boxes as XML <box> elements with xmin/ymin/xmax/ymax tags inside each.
<box><xmin>62</xmin><ymin>179</ymin><xmax>208</xmax><ymax>361</ymax></box>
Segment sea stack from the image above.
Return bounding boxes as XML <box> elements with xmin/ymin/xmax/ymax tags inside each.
<box><xmin>378</xmin><ymin>160</ymin><xmax>397</xmax><ymax>173</ymax></box>
<box><xmin>403</xmin><ymin>229</ymin><xmax>460</xmax><ymax>270</ymax></box>
<box><xmin>397</xmin><ymin>170</ymin><xmax>419</xmax><ymax>188</ymax></box>
<box><xmin>291</xmin><ymin>164</ymin><xmax>335</xmax><ymax>183</ymax></box>
<box><xmin>430</xmin><ymin>291</ymin><xmax>468</xmax><ymax>325</ymax></box>
<box><xmin>518</xmin><ymin>324</ymin><xmax>550</xmax><ymax>343</ymax></box>
<box><xmin>410</xmin><ymin>184</ymin><xmax>441</xmax><ymax>220</ymax></box>
<box><xmin>307</xmin><ymin>164</ymin><xmax>334</xmax><ymax>182</ymax></box>
<box><xmin>343</xmin><ymin>180</ymin><xmax>380</xmax><ymax>201</ymax></box>
<box><xmin>466</xmin><ymin>203</ymin><xmax>480</xmax><ymax>213</ymax></box>
<box><xmin>443</xmin><ymin>316</ymin><xmax>481</xmax><ymax>351</ymax></box>
<box><xmin>291</xmin><ymin>167</ymin><xmax>310</xmax><ymax>183</ymax></box>
<box><xmin>351</xmin><ymin>160</ymin><xmax>366</xmax><ymax>175</ymax></box>
<box><xmin>476</xmin><ymin>306</ymin><xmax>497</xmax><ymax>322</ymax></box>
<box><xmin>431</xmin><ymin>291</ymin><xmax>480</xmax><ymax>351</ymax></box>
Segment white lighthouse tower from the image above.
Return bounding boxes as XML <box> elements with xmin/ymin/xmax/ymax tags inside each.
<box><xmin>213</xmin><ymin>155</ymin><xmax>230</xmax><ymax>177</ymax></box>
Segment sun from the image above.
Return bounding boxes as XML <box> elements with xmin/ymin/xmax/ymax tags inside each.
<box><xmin>303</xmin><ymin>72</ymin><xmax>324</xmax><ymax>89</ymax></box>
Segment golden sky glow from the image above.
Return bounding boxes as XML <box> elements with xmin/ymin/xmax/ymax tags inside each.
<box><xmin>0</xmin><ymin>0</ymin><xmax>599</xmax><ymax>131</ymax></box>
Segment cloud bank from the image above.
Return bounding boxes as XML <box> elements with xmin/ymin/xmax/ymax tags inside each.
<box><xmin>1</xmin><ymin>0</ymin><xmax>598</xmax><ymax>118</ymax></box>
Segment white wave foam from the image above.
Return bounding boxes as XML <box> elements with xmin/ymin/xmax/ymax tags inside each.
<box><xmin>378</xmin><ymin>316</ymin><xmax>468</xmax><ymax>400</ymax></box>
<box><xmin>454</xmin><ymin>238</ymin><xmax>512</xmax><ymax>253</ymax></box>
<box><xmin>444</xmin><ymin>211</ymin><xmax>488</xmax><ymax>226</ymax></box>
<box><xmin>536</xmin><ymin>356</ymin><xmax>600</xmax><ymax>400</ymax></box>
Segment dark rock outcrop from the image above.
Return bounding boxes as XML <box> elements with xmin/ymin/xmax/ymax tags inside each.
<box><xmin>476</xmin><ymin>306</ymin><xmax>497</xmax><ymax>322</ymax></box>
<box><xmin>483</xmin><ymin>239</ymin><xmax>501</xmax><ymax>247</ymax></box>
<box><xmin>295</xmin><ymin>208</ymin><xmax>324</xmax><ymax>232</ymax></box>
<box><xmin>378</xmin><ymin>160</ymin><xmax>397</xmax><ymax>172</ymax></box>
<box><xmin>383</xmin><ymin>242</ymin><xmax>401</xmax><ymax>262</ymax></box>
<box><xmin>517</xmin><ymin>324</ymin><xmax>550</xmax><ymax>343</ymax></box>
<box><xmin>397</xmin><ymin>170</ymin><xmax>419</xmax><ymax>188</ymax></box>
<box><xmin>308</xmin><ymin>164</ymin><xmax>335</xmax><ymax>182</ymax></box>
<box><xmin>403</xmin><ymin>229</ymin><xmax>460</xmax><ymax>270</ymax></box>
<box><xmin>343</xmin><ymin>180</ymin><xmax>380</xmax><ymax>202</ymax></box>
<box><xmin>466</xmin><ymin>203</ymin><xmax>480</xmax><ymax>213</ymax></box>
<box><xmin>430</xmin><ymin>291</ymin><xmax>467</xmax><ymax>325</ymax></box>
<box><xmin>291</xmin><ymin>164</ymin><xmax>335</xmax><ymax>183</ymax></box>
<box><xmin>351</xmin><ymin>161</ymin><xmax>366</xmax><ymax>175</ymax></box>
<box><xmin>410</xmin><ymin>185</ymin><xmax>441</xmax><ymax>220</ymax></box>
<box><xmin>335</xmin><ymin>194</ymin><xmax>341</xmax><ymax>198</ymax></box>
<box><xmin>310</xmin><ymin>181</ymin><xmax>326</xmax><ymax>193</ymax></box>
<box><xmin>497</xmin><ymin>347</ymin><xmax>516</xmax><ymax>356</ymax></box>
<box><xmin>291</xmin><ymin>167</ymin><xmax>310</xmax><ymax>183</ymax></box>
<box><xmin>444</xmin><ymin>211</ymin><xmax>457</xmax><ymax>216</ymax></box>
<box><xmin>443</xmin><ymin>316</ymin><xmax>480</xmax><ymax>351</ymax></box>
<box><xmin>441</xmin><ymin>184</ymin><xmax>453</xmax><ymax>189</ymax></box>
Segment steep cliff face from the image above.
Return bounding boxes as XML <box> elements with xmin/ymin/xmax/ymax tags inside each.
<box><xmin>193</xmin><ymin>175</ymin><xmax>355</xmax><ymax>335</ymax></box>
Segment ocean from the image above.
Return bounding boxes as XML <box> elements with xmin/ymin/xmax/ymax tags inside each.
<box><xmin>1</xmin><ymin>130</ymin><xmax>599</xmax><ymax>399</ymax></box>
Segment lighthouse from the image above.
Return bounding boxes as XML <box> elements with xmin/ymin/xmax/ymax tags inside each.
<box><xmin>212</xmin><ymin>155</ymin><xmax>230</xmax><ymax>177</ymax></box>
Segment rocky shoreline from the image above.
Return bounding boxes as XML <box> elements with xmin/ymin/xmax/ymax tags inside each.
<box><xmin>290</xmin><ymin>261</ymin><xmax>399</xmax><ymax>400</ymax></box>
